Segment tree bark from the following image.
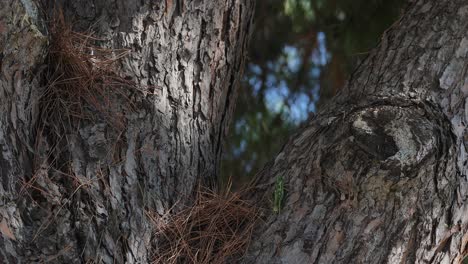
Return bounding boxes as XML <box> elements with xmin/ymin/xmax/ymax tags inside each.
<box><xmin>0</xmin><ymin>0</ymin><xmax>253</xmax><ymax>263</ymax></box>
<box><xmin>3</xmin><ymin>0</ymin><xmax>468</xmax><ymax>263</ymax></box>
<box><xmin>245</xmin><ymin>0</ymin><xmax>468</xmax><ymax>263</ymax></box>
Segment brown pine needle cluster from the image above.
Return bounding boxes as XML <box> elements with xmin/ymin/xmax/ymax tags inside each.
<box><xmin>25</xmin><ymin>7</ymin><xmax>137</xmax><ymax>233</ymax></box>
<box><xmin>41</xmin><ymin>8</ymin><xmax>133</xmax><ymax>132</ymax></box>
<box><xmin>147</xmin><ymin>188</ymin><xmax>260</xmax><ymax>264</ymax></box>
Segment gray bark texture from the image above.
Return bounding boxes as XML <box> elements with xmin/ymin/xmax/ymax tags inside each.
<box><xmin>0</xmin><ymin>0</ymin><xmax>253</xmax><ymax>263</ymax></box>
<box><xmin>2</xmin><ymin>0</ymin><xmax>468</xmax><ymax>263</ymax></box>
<box><xmin>245</xmin><ymin>0</ymin><xmax>468</xmax><ymax>263</ymax></box>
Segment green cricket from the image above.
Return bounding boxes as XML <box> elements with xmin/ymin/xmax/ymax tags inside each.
<box><xmin>273</xmin><ymin>175</ymin><xmax>285</xmax><ymax>214</ymax></box>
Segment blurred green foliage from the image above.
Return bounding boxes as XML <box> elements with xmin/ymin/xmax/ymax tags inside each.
<box><xmin>221</xmin><ymin>0</ymin><xmax>406</xmax><ymax>188</ymax></box>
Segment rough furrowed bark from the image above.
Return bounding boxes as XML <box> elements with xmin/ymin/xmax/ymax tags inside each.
<box><xmin>245</xmin><ymin>0</ymin><xmax>468</xmax><ymax>263</ymax></box>
<box><xmin>0</xmin><ymin>0</ymin><xmax>253</xmax><ymax>263</ymax></box>
<box><xmin>0</xmin><ymin>0</ymin><xmax>48</xmax><ymax>262</ymax></box>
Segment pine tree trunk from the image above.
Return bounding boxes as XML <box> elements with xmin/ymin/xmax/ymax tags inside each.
<box><xmin>245</xmin><ymin>0</ymin><xmax>468</xmax><ymax>263</ymax></box>
<box><xmin>3</xmin><ymin>0</ymin><xmax>468</xmax><ymax>263</ymax></box>
<box><xmin>0</xmin><ymin>0</ymin><xmax>253</xmax><ymax>262</ymax></box>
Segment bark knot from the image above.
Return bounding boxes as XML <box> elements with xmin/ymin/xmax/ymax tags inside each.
<box><xmin>350</xmin><ymin>105</ymin><xmax>436</xmax><ymax>169</ymax></box>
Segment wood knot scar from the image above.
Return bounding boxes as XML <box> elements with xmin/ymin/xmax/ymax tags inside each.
<box><xmin>350</xmin><ymin>105</ymin><xmax>436</xmax><ymax>167</ymax></box>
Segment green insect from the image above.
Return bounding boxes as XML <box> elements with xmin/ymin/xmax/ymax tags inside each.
<box><xmin>272</xmin><ymin>176</ymin><xmax>285</xmax><ymax>214</ymax></box>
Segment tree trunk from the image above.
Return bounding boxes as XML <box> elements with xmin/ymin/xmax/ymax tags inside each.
<box><xmin>3</xmin><ymin>0</ymin><xmax>468</xmax><ymax>263</ymax></box>
<box><xmin>0</xmin><ymin>0</ymin><xmax>253</xmax><ymax>263</ymax></box>
<box><xmin>245</xmin><ymin>0</ymin><xmax>468</xmax><ymax>263</ymax></box>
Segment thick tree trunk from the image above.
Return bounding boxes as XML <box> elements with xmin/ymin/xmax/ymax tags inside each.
<box><xmin>245</xmin><ymin>0</ymin><xmax>468</xmax><ymax>263</ymax></box>
<box><xmin>3</xmin><ymin>0</ymin><xmax>468</xmax><ymax>263</ymax></box>
<box><xmin>0</xmin><ymin>0</ymin><xmax>253</xmax><ymax>263</ymax></box>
